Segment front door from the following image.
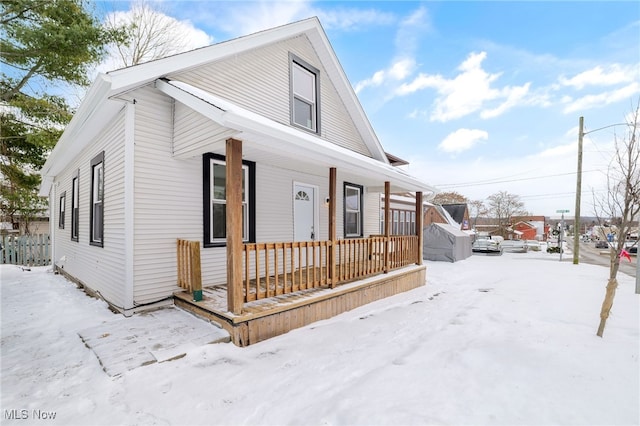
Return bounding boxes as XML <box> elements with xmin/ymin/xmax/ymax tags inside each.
<box><xmin>294</xmin><ymin>183</ymin><xmax>316</xmax><ymax>242</ymax></box>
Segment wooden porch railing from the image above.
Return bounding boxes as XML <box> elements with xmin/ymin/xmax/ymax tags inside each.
<box><xmin>243</xmin><ymin>235</ymin><xmax>419</xmax><ymax>303</ymax></box>
<box><xmin>175</xmin><ymin>236</ymin><xmax>419</xmax><ymax>305</ymax></box>
<box><xmin>242</xmin><ymin>241</ymin><xmax>331</xmax><ymax>302</ymax></box>
<box><xmin>176</xmin><ymin>239</ymin><xmax>203</xmax><ymax>301</ymax></box>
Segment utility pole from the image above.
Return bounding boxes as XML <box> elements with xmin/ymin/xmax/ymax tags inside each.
<box><xmin>557</xmin><ymin>209</ymin><xmax>569</xmax><ymax>262</ymax></box>
<box><xmin>573</xmin><ymin>116</ymin><xmax>584</xmax><ymax>265</ymax></box>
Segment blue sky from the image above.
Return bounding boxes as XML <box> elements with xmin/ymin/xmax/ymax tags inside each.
<box><xmin>97</xmin><ymin>1</ymin><xmax>640</xmax><ymax>217</ymax></box>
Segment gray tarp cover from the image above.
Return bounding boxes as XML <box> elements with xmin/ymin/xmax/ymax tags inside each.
<box><xmin>423</xmin><ymin>223</ymin><xmax>472</xmax><ymax>262</ymax></box>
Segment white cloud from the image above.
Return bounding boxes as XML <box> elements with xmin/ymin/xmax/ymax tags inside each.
<box><xmin>394</xmin><ymin>6</ymin><xmax>430</xmax><ymax>55</ymax></box>
<box><xmin>396</xmin><ymin>51</ymin><xmax>530</xmax><ymax>122</ymax></box>
<box><xmin>317</xmin><ymin>7</ymin><xmax>396</xmax><ymax>31</ymax></box>
<box><xmin>196</xmin><ymin>0</ymin><xmax>394</xmax><ymax>36</ymax></box>
<box><xmin>481</xmin><ymin>83</ymin><xmax>531</xmax><ymax>119</ymax></box>
<box><xmin>354</xmin><ymin>6</ymin><xmax>429</xmax><ymax>94</ymax></box>
<box><xmin>354</xmin><ymin>58</ymin><xmax>415</xmax><ymax>93</ymax></box>
<box><xmin>559</xmin><ymin>64</ymin><xmax>638</xmax><ymax>89</ymax></box>
<box><xmin>438</xmin><ymin>128</ymin><xmax>489</xmax><ymax>154</ymax></box>
<box><xmin>562</xmin><ymin>82</ymin><xmax>640</xmax><ymax>113</ymax></box>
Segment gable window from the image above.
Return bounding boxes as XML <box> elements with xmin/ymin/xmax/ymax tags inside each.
<box><xmin>290</xmin><ymin>54</ymin><xmax>320</xmax><ymax>133</ymax></box>
<box><xmin>203</xmin><ymin>153</ymin><xmax>255</xmax><ymax>247</ymax></box>
<box><xmin>90</xmin><ymin>152</ymin><xmax>104</xmax><ymax>247</ymax></box>
<box><xmin>344</xmin><ymin>183</ymin><xmax>363</xmax><ymax>238</ymax></box>
<box><xmin>71</xmin><ymin>169</ymin><xmax>79</xmax><ymax>242</ymax></box>
<box><xmin>58</xmin><ymin>192</ymin><xmax>66</xmax><ymax>229</ymax></box>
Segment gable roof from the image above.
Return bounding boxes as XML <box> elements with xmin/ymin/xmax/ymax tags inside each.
<box><xmin>40</xmin><ymin>17</ymin><xmax>408</xmax><ymax>195</ymax></box>
<box><xmin>441</xmin><ymin>203</ymin><xmax>468</xmax><ymax>224</ymax></box>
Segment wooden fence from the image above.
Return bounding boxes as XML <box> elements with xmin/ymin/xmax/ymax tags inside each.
<box><xmin>0</xmin><ymin>234</ymin><xmax>51</xmax><ymax>266</ymax></box>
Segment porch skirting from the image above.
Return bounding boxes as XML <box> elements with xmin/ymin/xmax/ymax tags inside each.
<box><xmin>175</xmin><ymin>265</ymin><xmax>426</xmax><ymax>346</ymax></box>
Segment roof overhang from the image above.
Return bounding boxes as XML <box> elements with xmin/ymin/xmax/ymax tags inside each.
<box><xmin>156</xmin><ymin>79</ymin><xmax>437</xmax><ymax>195</ymax></box>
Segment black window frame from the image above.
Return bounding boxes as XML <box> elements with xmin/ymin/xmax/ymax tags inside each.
<box><xmin>289</xmin><ymin>53</ymin><xmax>321</xmax><ymax>134</ymax></box>
<box><xmin>89</xmin><ymin>151</ymin><xmax>104</xmax><ymax>247</ymax></box>
<box><xmin>203</xmin><ymin>153</ymin><xmax>256</xmax><ymax>248</ymax></box>
<box><xmin>343</xmin><ymin>182</ymin><xmax>364</xmax><ymax>238</ymax></box>
<box><xmin>58</xmin><ymin>191</ymin><xmax>66</xmax><ymax>229</ymax></box>
<box><xmin>71</xmin><ymin>169</ymin><xmax>79</xmax><ymax>242</ymax></box>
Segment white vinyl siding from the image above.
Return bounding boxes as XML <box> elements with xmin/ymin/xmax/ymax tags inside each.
<box><xmin>172</xmin><ymin>35</ymin><xmax>371</xmax><ymax>157</ymax></box>
<box><xmin>51</xmin><ymin>109</ymin><xmax>127</xmax><ymax>308</ymax></box>
<box><xmin>131</xmin><ymin>87</ymin><xmax>203</xmax><ymax>302</ymax></box>
<box><xmin>173</xmin><ymin>102</ymin><xmax>236</xmax><ymax>158</ymax></box>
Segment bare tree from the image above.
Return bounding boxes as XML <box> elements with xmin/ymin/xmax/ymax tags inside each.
<box><xmin>486</xmin><ymin>191</ymin><xmax>527</xmax><ymax>237</ymax></box>
<box><xmin>594</xmin><ymin>101</ymin><xmax>640</xmax><ymax>337</ymax></box>
<box><xmin>432</xmin><ymin>191</ymin><xmax>468</xmax><ymax>205</ymax></box>
<box><xmin>104</xmin><ymin>1</ymin><xmax>198</xmax><ymax>67</ymax></box>
<box><xmin>469</xmin><ymin>199</ymin><xmax>488</xmax><ymax>229</ymax></box>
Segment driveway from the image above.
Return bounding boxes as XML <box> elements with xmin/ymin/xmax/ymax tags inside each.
<box><xmin>568</xmin><ymin>237</ymin><xmax>637</xmax><ymax>278</ymax></box>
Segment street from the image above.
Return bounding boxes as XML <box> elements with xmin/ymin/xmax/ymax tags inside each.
<box><xmin>567</xmin><ymin>237</ymin><xmax>638</xmax><ymax>278</ymax></box>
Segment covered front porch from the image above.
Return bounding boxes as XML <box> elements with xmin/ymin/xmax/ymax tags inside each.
<box><xmin>173</xmin><ymin>139</ymin><xmax>427</xmax><ymax>345</ymax></box>
<box><xmin>156</xmin><ymin>79</ymin><xmax>434</xmax><ymax>345</ymax></box>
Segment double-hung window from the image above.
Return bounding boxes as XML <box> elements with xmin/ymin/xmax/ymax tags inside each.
<box><xmin>58</xmin><ymin>192</ymin><xmax>66</xmax><ymax>229</ymax></box>
<box><xmin>71</xmin><ymin>169</ymin><xmax>79</xmax><ymax>241</ymax></box>
<box><xmin>90</xmin><ymin>152</ymin><xmax>104</xmax><ymax>247</ymax></box>
<box><xmin>203</xmin><ymin>153</ymin><xmax>255</xmax><ymax>247</ymax></box>
<box><xmin>290</xmin><ymin>54</ymin><xmax>320</xmax><ymax>133</ymax></box>
<box><xmin>344</xmin><ymin>183</ymin><xmax>363</xmax><ymax>238</ymax></box>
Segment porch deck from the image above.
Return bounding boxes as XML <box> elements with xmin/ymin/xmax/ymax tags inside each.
<box><xmin>175</xmin><ymin>264</ymin><xmax>426</xmax><ymax>346</ymax></box>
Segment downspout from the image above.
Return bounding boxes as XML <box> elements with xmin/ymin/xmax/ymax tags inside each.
<box><xmin>123</xmin><ymin>101</ymin><xmax>135</xmax><ymax>313</ymax></box>
<box><xmin>49</xmin><ymin>183</ymin><xmax>56</xmax><ymax>270</ymax></box>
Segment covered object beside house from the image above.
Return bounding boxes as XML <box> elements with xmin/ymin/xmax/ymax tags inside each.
<box><xmin>423</xmin><ymin>223</ymin><xmax>472</xmax><ymax>262</ymax></box>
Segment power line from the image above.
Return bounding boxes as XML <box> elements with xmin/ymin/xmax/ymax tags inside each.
<box><xmin>436</xmin><ymin>169</ymin><xmax>600</xmax><ymax>189</ymax></box>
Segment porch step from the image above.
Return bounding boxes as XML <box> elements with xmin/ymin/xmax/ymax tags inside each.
<box><xmin>79</xmin><ymin>306</ymin><xmax>230</xmax><ymax>376</ymax></box>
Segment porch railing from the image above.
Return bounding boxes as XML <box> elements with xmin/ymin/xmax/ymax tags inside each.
<box><xmin>243</xmin><ymin>235</ymin><xmax>418</xmax><ymax>303</ymax></box>
<box><xmin>176</xmin><ymin>239</ymin><xmax>203</xmax><ymax>301</ymax></box>
<box><xmin>242</xmin><ymin>241</ymin><xmax>331</xmax><ymax>302</ymax></box>
<box><xmin>176</xmin><ymin>235</ymin><xmax>419</xmax><ymax>305</ymax></box>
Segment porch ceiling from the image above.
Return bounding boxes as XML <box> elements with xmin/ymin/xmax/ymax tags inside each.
<box><xmin>155</xmin><ymin>79</ymin><xmax>438</xmax><ymax>195</ymax></box>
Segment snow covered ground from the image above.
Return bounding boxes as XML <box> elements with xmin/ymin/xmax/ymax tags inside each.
<box><xmin>1</xmin><ymin>250</ymin><xmax>638</xmax><ymax>426</ymax></box>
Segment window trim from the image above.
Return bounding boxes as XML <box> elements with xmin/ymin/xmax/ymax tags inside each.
<box><xmin>89</xmin><ymin>151</ymin><xmax>104</xmax><ymax>247</ymax></box>
<box><xmin>71</xmin><ymin>169</ymin><xmax>79</xmax><ymax>242</ymax></box>
<box><xmin>289</xmin><ymin>53</ymin><xmax>321</xmax><ymax>134</ymax></box>
<box><xmin>203</xmin><ymin>153</ymin><xmax>256</xmax><ymax>248</ymax></box>
<box><xmin>343</xmin><ymin>182</ymin><xmax>363</xmax><ymax>238</ymax></box>
<box><xmin>58</xmin><ymin>191</ymin><xmax>66</xmax><ymax>229</ymax></box>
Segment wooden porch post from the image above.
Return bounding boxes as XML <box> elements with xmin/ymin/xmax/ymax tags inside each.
<box><xmin>329</xmin><ymin>167</ymin><xmax>337</xmax><ymax>288</ymax></box>
<box><xmin>384</xmin><ymin>181</ymin><xmax>390</xmax><ymax>273</ymax></box>
<box><xmin>416</xmin><ymin>191</ymin><xmax>423</xmax><ymax>265</ymax></box>
<box><xmin>226</xmin><ymin>138</ymin><xmax>243</xmax><ymax>315</ymax></box>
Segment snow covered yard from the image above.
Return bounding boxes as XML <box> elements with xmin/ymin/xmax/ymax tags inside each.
<box><xmin>1</xmin><ymin>251</ymin><xmax>638</xmax><ymax>426</ymax></box>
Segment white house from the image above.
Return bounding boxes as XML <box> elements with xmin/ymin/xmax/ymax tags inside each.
<box><xmin>39</xmin><ymin>17</ymin><xmax>437</xmax><ymax>345</ymax></box>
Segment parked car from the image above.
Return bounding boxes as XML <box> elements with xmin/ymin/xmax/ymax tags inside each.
<box><xmin>501</xmin><ymin>240</ymin><xmax>528</xmax><ymax>253</ymax></box>
<box><xmin>595</xmin><ymin>240</ymin><xmax>609</xmax><ymax>249</ymax></box>
<box><xmin>472</xmin><ymin>238</ymin><xmax>503</xmax><ymax>255</ymax></box>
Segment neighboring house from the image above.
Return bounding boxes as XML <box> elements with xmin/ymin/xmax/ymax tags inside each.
<box><xmin>441</xmin><ymin>204</ymin><xmax>470</xmax><ymax>230</ymax></box>
<box><xmin>511</xmin><ymin>221</ymin><xmax>537</xmax><ymax>241</ymax></box>
<box><xmin>423</xmin><ymin>203</ymin><xmax>464</xmax><ymax>229</ymax></box>
<box><xmin>380</xmin><ymin>193</ymin><xmax>422</xmax><ymax>236</ymax></box>
<box><xmin>512</xmin><ymin>215</ymin><xmax>547</xmax><ymax>240</ymax></box>
<box><xmin>381</xmin><ymin>195</ymin><xmax>470</xmax><ymax>235</ymax></box>
<box><xmin>39</xmin><ymin>18</ymin><xmax>437</xmax><ymax>345</ymax></box>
